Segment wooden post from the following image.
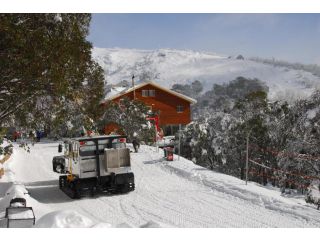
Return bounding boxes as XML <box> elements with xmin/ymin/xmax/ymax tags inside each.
<box><xmin>178</xmin><ymin>124</ymin><xmax>181</xmax><ymax>160</ymax></box>
<box><xmin>155</xmin><ymin>124</ymin><xmax>158</xmax><ymax>152</ymax></box>
<box><xmin>246</xmin><ymin>132</ymin><xmax>249</xmax><ymax>185</ymax></box>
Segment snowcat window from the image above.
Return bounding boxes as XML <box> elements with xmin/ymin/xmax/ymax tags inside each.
<box><xmin>79</xmin><ymin>140</ymin><xmax>96</xmax><ymax>157</ymax></box>
<box><xmin>67</xmin><ymin>142</ymin><xmax>79</xmax><ymax>158</ymax></box>
<box><xmin>112</xmin><ymin>142</ymin><xmax>126</xmax><ymax>149</ymax></box>
<box><xmin>73</xmin><ymin>142</ymin><xmax>79</xmax><ymax>152</ymax></box>
<box><xmin>97</xmin><ymin>139</ymin><xmax>110</xmax><ymax>150</ymax></box>
<box><xmin>79</xmin><ymin>139</ymin><xmax>111</xmax><ymax>157</ymax></box>
<box><xmin>111</xmin><ymin>138</ymin><xmax>126</xmax><ymax>149</ymax></box>
<box><xmin>64</xmin><ymin>143</ymin><xmax>69</xmax><ymax>155</ymax></box>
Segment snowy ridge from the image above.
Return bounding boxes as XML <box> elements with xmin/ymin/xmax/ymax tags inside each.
<box><xmin>92</xmin><ymin>47</ymin><xmax>320</xmax><ymax>102</ymax></box>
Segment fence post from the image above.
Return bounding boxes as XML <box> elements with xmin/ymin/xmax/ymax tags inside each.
<box><xmin>178</xmin><ymin>124</ymin><xmax>181</xmax><ymax>160</ymax></box>
<box><xmin>246</xmin><ymin>132</ymin><xmax>249</xmax><ymax>185</ymax></box>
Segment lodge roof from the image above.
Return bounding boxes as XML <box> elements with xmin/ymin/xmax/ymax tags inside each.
<box><xmin>102</xmin><ymin>81</ymin><xmax>197</xmax><ymax>104</ymax></box>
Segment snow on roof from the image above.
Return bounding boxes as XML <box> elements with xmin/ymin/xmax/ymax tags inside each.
<box><xmin>106</xmin><ymin>86</ymin><xmax>127</xmax><ymax>99</ymax></box>
<box><xmin>102</xmin><ymin>81</ymin><xmax>197</xmax><ymax>104</ymax></box>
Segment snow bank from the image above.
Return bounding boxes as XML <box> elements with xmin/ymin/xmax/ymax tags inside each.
<box><xmin>35</xmin><ymin>210</ymin><xmax>97</xmax><ymax>228</ymax></box>
<box><xmin>162</xmin><ymin>153</ymin><xmax>301</xmax><ymax>205</ymax></box>
<box><xmin>305</xmin><ymin>180</ymin><xmax>320</xmax><ymax>205</ymax></box>
<box><xmin>5</xmin><ymin>183</ymin><xmax>28</xmax><ymax>199</ymax></box>
<box><xmin>139</xmin><ymin>220</ymin><xmax>172</xmax><ymax>228</ymax></box>
<box><xmin>35</xmin><ymin>210</ymin><xmax>165</xmax><ymax>228</ymax></box>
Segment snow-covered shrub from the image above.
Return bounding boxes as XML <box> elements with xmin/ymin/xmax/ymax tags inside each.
<box><xmin>0</xmin><ymin>163</ymin><xmax>3</xmax><ymax>178</ymax></box>
<box><xmin>305</xmin><ymin>180</ymin><xmax>320</xmax><ymax>207</ymax></box>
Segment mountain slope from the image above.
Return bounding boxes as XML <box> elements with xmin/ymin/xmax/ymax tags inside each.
<box><xmin>92</xmin><ymin>47</ymin><xmax>320</xmax><ymax>102</ymax></box>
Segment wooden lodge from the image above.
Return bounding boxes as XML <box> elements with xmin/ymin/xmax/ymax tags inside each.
<box><xmin>101</xmin><ymin>81</ymin><xmax>197</xmax><ymax>136</ymax></box>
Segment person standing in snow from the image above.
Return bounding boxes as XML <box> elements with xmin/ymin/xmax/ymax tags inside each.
<box><xmin>29</xmin><ymin>130</ymin><xmax>36</xmax><ymax>145</ymax></box>
<box><xmin>36</xmin><ymin>130</ymin><xmax>41</xmax><ymax>142</ymax></box>
<box><xmin>132</xmin><ymin>132</ymin><xmax>140</xmax><ymax>153</ymax></box>
<box><xmin>13</xmin><ymin>131</ymin><xmax>18</xmax><ymax>142</ymax></box>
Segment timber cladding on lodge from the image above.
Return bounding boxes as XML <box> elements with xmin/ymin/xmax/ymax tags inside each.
<box><xmin>112</xmin><ymin>83</ymin><xmax>193</xmax><ymax>126</ymax></box>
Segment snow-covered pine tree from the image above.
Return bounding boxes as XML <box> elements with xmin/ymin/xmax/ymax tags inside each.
<box><xmin>0</xmin><ymin>14</ymin><xmax>104</xmax><ymax>141</ymax></box>
<box><xmin>276</xmin><ymin>91</ymin><xmax>320</xmax><ymax>194</ymax></box>
<box><xmin>100</xmin><ymin>97</ymin><xmax>155</xmax><ymax>143</ymax></box>
<box><xmin>223</xmin><ymin>91</ymin><xmax>270</xmax><ymax>181</ymax></box>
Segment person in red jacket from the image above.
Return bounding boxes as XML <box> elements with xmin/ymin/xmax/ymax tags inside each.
<box><xmin>13</xmin><ymin>131</ymin><xmax>20</xmax><ymax>142</ymax></box>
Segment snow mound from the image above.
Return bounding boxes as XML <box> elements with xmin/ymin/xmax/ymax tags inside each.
<box><xmin>5</xmin><ymin>183</ymin><xmax>28</xmax><ymax>199</ymax></box>
<box><xmin>35</xmin><ymin>210</ymin><xmax>166</xmax><ymax>228</ymax></box>
<box><xmin>140</xmin><ymin>220</ymin><xmax>163</xmax><ymax>228</ymax></box>
<box><xmin>92</xmin><ymin>222</ymin><xmax>113</xmax><ymax>228</ymax></box>
<box><xmin>115</xmin><ymin>222</ymin><xmax>133</xmax><ymax>228</ymax></box>
<box><xmin>35</xmin><ymin>210</ymin><xmax>97</xmax><ymax>228</ymax></box>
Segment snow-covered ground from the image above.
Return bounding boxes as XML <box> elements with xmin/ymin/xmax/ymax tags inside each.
<box><xmin>92</xmin><ymin>48</ymin><xmax>320</xmax><ymax>102</ymax></box>
<box><xmin>1</xmin><ymin>140</ymin><xmax>320</xmax><ymax>227</ymax></box>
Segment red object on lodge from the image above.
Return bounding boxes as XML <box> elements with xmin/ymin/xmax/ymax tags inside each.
<box><xmin>87</xmin><ymin>130</ymin><xmax>92</xmax><ymax>136</ymax></box>
<box><xmin>146</xmin><ymin>115</ymin><xmax>160</xmax><ymax>132</ymax></box>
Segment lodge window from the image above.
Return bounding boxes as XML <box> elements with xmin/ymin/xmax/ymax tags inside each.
<box><xmin>142</xmin><ymin>89</ymin><xmax>155</xmax><ymax>97</ymax></box>
<box><xmin>177</xmin><ymin>105</ymin><xmax>184</xmax><ymax>113</ymax></box>
<box><xmin>142</xmin><ymin>90</ymin><xmax>149</xmax><ymax>97</ymax></box>
<box><xmin>149</xmin><ymin>89</ymin><xmax>155</xmax><ymax>97</ymax></box>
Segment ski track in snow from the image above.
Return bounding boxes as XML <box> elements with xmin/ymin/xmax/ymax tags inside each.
<box><xmin>1</xmin><ymin>142</ymin><xmax>320</xmax><ymax>227</ymax></box>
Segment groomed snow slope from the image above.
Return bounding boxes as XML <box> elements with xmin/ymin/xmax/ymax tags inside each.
<box><xmin>1</xmin><ymin>141</ymin><xmax>320</xmax><ymax>227</ymax></box>
<box><xmin>92</xmin><ymin>48</ymin><xmax>320</xmax><ymax>102</ymax></box>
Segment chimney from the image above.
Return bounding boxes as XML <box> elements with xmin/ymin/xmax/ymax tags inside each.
<box><xmin>132</xmin><ymin>74</ymin><xmax>136</xmax><ymax>100</ymax></box>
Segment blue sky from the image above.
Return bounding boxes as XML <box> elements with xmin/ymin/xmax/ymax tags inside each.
<box><xmin>88</xmin><ymin>14</ymin><xmax>320</xmax><ymax>65</ymax></box>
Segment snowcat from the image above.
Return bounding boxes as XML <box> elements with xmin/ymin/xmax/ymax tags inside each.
<box><xmin>52</xmin><ymin>135</ymin><xmax>135</xmax><ymax>199</ymax></box>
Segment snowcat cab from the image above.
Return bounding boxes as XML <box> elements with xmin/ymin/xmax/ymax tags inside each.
<box><xmin>52</xmin><ymin>135</ymin><xmax>135</xmax><ymax>199</ymax></box>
